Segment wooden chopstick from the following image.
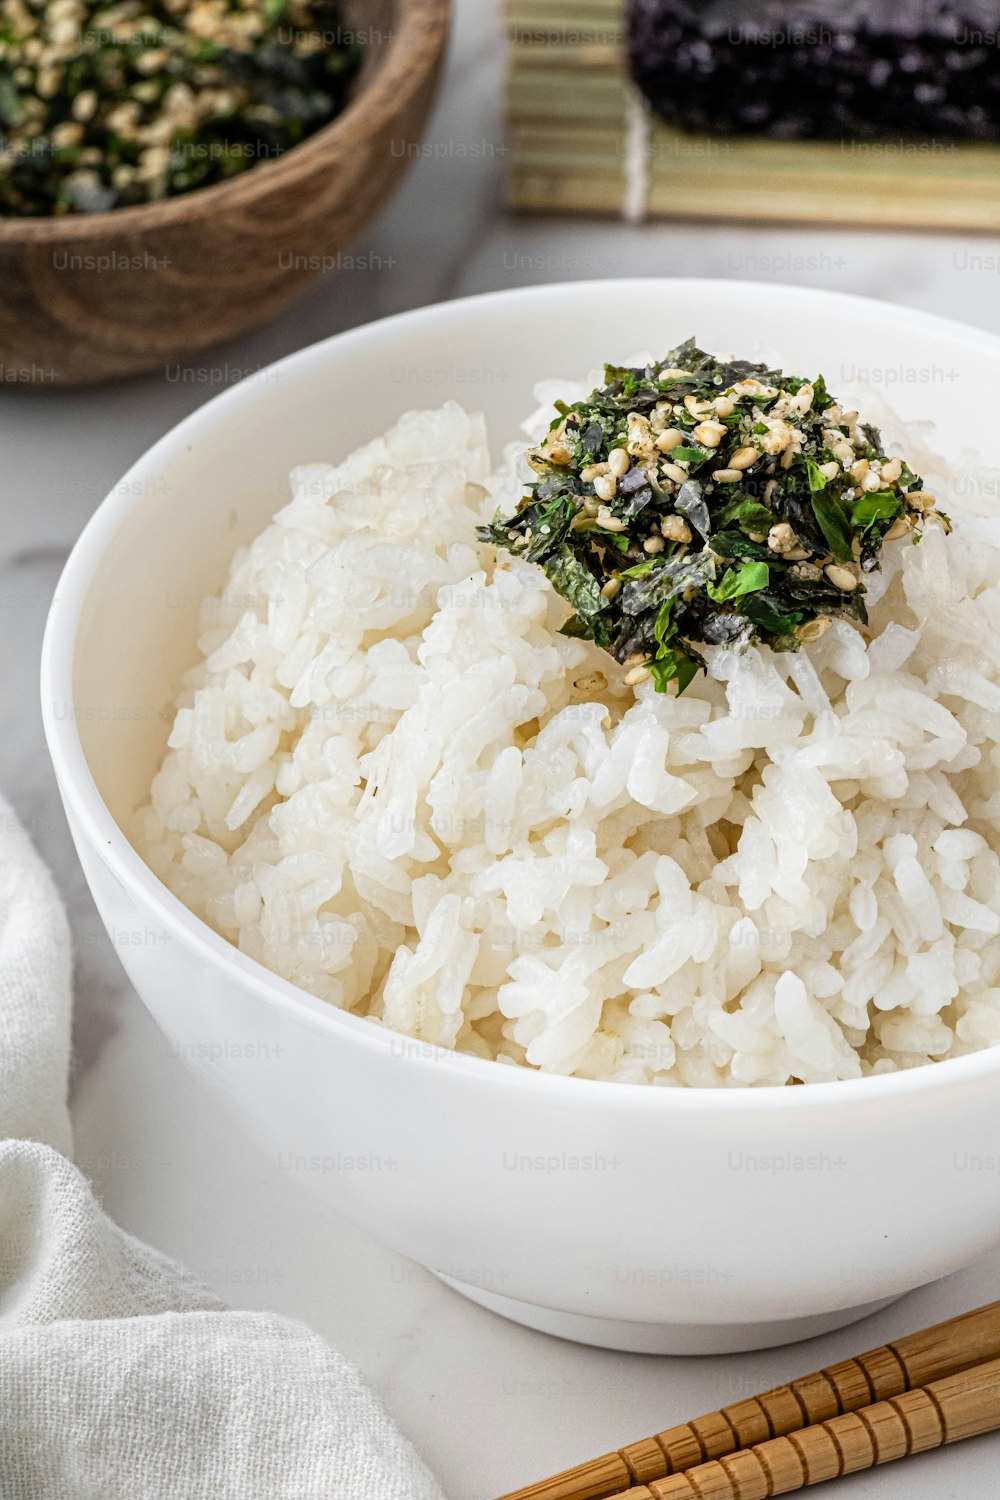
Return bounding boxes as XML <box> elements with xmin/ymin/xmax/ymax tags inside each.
<box><xmin>604</xmin><ymin>1356</ymin><xmax>1000</xmax><ymax>1499</ymax></box>
<box><xmin>495</xmin><ymin>1299</ymin><xmax>1000</xmax><ymax>1500</ymax></box>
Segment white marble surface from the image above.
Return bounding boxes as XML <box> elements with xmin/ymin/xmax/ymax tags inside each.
<box><xmin>4</xmin><ymin>1</ymin><xmax>1000</xmax><ymax>1495</ymax></box>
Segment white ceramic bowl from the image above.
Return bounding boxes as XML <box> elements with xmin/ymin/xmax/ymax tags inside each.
<box><xmin>42</xmin><ymin>281</ymin><xmax>1000</xmax><ymax>1354</ymax></box>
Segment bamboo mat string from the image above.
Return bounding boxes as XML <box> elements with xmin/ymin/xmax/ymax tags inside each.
<box><xmin>622</xmin><ymin>87</ymin><xmax>650</xmax><ymax>224</ymax></box>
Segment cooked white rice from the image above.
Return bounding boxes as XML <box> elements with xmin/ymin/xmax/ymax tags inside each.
<box><xmin>138</xmin><ymin>395</ymin><xmax>1000</xmax><ymax>1086</ymax></box>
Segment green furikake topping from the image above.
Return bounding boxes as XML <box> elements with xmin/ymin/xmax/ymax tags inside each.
<box><xmin>0</xmin><ymin>0</ymin><xmax>361</xmax><ymax>215</ymax></box>
<box><xmin>478</xmin><ymin>338</ymin><xmax>948</xmax><ymax>693</ymax></box>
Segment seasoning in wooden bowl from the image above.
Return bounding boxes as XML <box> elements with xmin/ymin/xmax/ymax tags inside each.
<box><xmin>0</xmin><ymin>0</ymin><xmax>361</xmax><ymax>215</ymax></box>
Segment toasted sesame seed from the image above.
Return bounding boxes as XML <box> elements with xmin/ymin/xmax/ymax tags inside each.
<box><xmin>825</xmin><ymin>564</ymin><xmax>859</xmax><ymax>591</ymax></box>
<box><xmin>608</xmin><ymin>447</ymin><xmax>630</xmax><ymax>478</ymax></box>
<box><xmin>797</xmin><ymin>616</ymin><xmax>833</xmax><ymax>643</ymax></box>
<box><xmin>661</xmin><ymin>515</ymin><xmax>693</xmax><ymax>543</ymax></box>
<box><xmin>693</xmin><ymin>421</ymin><xmax>727</xmax><ymax>449</ymax></box>
<box><xmin>50</xmin><ymin>121</ymin><xmax>83</xmax><ymax>148</ymax></box>
<box><xmin>768</xmin><ymin>522</ymin><xmax>796</xmax><ymax>554</ymax></box>
<box><xmin>643</xmin><ymin>536</ymin><xmax>665</xmax><ymax>553</ymax></box>
<box><xmin>625</xmin><ymin>664</ymin><xmax>652</xmax><ymax>686</ymax></box>
<box><xmin>711</xmin><ymin>469</ymin><xmax>742</xmax><ymax>484</ymax></box>
<box><xmin>684</xmin><ymin>394</ymin><xmax>714</xmax><ymax>417</ymax></box>
<box><xmin>761</xmin><ymin>422</ymin><xmax>796</xmax><ymax>456</ymax></box>
<box><xmin>596</xmin><ymin>505</ymin><xmax>626</xmax><ymax>531</ymax></box>
<box><xmin>593</xmin><ymin>475</ymin><xmax>617</xmax><ymax>502</ymax></box>
<box><xmin>71</xmin><ymin>90</ymin><xmax>97</xmax><ymax>122</ymax></box>
<box><xmin>732</xmin><ymin>379</ymin><xmax>776</xmax><ymax>398</ymax></box>
<box><xmin>655</xmin><ymin>428</ymin><xmax>685</xmax><ymax>453</ymax></box>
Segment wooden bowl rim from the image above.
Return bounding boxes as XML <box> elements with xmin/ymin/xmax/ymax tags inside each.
<box><xmin>0</xmin><ymin>0</ymin><xmax>450</xmax><ymax>245</ymax></box>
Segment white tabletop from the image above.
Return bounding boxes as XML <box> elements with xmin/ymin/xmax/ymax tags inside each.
<box><xmin>3</xmin><ymin>2</ymin><xmax>1000</xmax><ymax>1495</ymax></box>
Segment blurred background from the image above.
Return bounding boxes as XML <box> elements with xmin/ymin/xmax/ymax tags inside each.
<box><xmin>3</xmin><ymin>1</ymin><xmax>1000</xmax><ymax>1495</ymax></box>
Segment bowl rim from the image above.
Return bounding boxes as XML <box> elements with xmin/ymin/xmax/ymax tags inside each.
<box><xmin>40</xmin><ymin>276</ymin><xmax>1000</xmax><ymax>1112</ymax></box>
<box><xmin>0</xmin><ymin>0</ymin><xmax>451</xmax><ymax>243</ymax></box>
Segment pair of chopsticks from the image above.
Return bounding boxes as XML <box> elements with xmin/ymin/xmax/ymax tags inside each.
<box><xmin>496</xmin><ymin>1300</ymin><xmax>1000</xmax><ymax>1500</ymax></box>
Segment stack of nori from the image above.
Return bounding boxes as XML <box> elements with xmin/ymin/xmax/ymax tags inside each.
<box><xmin>627</xmin><ymin>0</ymin><xmax>1000</xmax><ymax>141</ymax></box>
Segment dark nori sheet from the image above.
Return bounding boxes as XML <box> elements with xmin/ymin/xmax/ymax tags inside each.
<box><xmin>627</xmin><ymin>0</ymin><xmax>1000</xmax><ymax>141</ymax></box>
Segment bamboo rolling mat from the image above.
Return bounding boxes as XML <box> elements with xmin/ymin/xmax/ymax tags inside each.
<box><xmin>504</xmin><ymin>0</ymin><xmax>1000</xmax><ymax>230</ymax></box>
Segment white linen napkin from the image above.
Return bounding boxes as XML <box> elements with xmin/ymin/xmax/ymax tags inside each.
<box><xmin>0</xmin><ymin>793</ymin><xmax>447</xmax><ymax>1500</ymax></box>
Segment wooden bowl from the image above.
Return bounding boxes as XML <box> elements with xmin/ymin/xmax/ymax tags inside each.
<box><xmin>0</xmin><ymin>0</ymin><xmax>450</xmax><ymax>385</ymax></box>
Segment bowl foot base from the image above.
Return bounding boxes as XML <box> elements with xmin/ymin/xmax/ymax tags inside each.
<box><xmin>434</xmin><ymin>1274</ymin><xmax>903</xmax><ymax>1355</ymax></box>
